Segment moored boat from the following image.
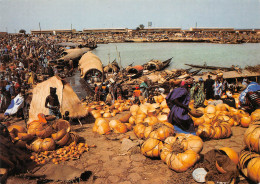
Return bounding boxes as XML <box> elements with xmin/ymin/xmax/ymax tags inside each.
<box><xmin>143</xmin><ymin>57</ymin><xmax>172</xmax><ymax>71</ymax></box>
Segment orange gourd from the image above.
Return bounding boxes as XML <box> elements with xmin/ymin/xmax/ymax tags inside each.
<box><xmin>160</xmin><ymin>134</ymin><xmax>201</xmax><ymax>172</ymax></box>
<box><xmin>244</xmin><ymin>121</ymin><xmax>260</xmax><ymax>153</ymax></box>
<box><xmin>41</xmin><ymin>138</ymin><xmax>55</xmax><ymax>151</ymax></box>
<box><xmin>141</xmin><ymin>138</ymin><xmax>163</xmax><ymax>158</ymax></box>
<box><xmin>239</xmin><ymin>150</ymin><xmax>260</xmax><ymax>183</ymax></box>
<box><xmin>240</xmin><ymin>116</ymin><xmax>252</xmax><ymax>128</ymax></box>
<box><xmin>219</xmin><ymin>147</ymin><xmax>239</xmax><ymax>165</ymax></box>
<box><xmin>145</xmin><ymin>123</ymin><xmax>175</xmax><ymax>141</ymax></box>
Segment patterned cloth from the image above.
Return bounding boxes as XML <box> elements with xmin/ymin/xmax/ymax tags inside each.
<box><xmin>239</xmin><ymin>82</ymin><xmax>260</xmax><ymax>105</ymax></box>
<box><xmin>213</xmin><ymin>81</ymin><xmax>223</xmax><ymax>97</ymax></box>
<box><xmin>166</xmin><ymin>87</ymin><xmax>195</xmax><ymax>132</ymax></box>
<box><xmin>190</xmin><ymin>83</ymin><xmax>205</xmax><ymax>108</ymax></box>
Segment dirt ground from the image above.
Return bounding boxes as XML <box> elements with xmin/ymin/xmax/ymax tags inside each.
<box><xmin>4</xmin><ymin>111</ymin><xmax>251</xmax><ymax>184</ymax></box>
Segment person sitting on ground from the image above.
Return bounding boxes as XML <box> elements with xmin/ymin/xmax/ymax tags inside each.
<box><xmin>190</xmin><ymin>77</ymin><xmax>205</xmax><ymax>108</ymax></box>
<box><xmin>221</xmin><ymin>91</ymin><xmax>236</xmax><ymax>108</ymax></box>
<box><xmin>45</xmin><ymin>87</ymin><xmax>61</xmax><ymax>119</ymax></box>
<box><xmin>166</xmin><ymin>79</ymin><xmax>195</xmax><ymax>134</ymax></box>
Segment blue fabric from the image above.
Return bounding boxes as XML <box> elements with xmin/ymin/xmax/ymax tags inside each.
<box><xmin>166</xmin><ymin>87</ymin><xmax>195</xmax><ymax>132</ymax></box>
<box><xmin>239</xmin><ymin>82</ymin><xmax>260</xmax><ymax>105</ymax></box>
<box><xmin>174</xmin><ymin>125</ymin><xmax>196</xmax><ymax>135</ymax></box>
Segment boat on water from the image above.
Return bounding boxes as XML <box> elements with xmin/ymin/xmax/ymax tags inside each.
<box><xmin>78</xmin><ymin>52</ymin><xmax>103</xmax><ymax>89</ymax></box>
<box><xmin>103</xmin><ymin>60</ymin><xmax>120</xmax><ymax>74</ymax></box>
<box><xmin>143</xmin><ymin>57</ymin><xmax>172</xmax><ymax>71</ymax></box>
<box><xmin>184</xmin><ymin>63</ymin><xmax>235</xmax><ymax>71</ymax></box>
<box><xmin>126</xmin><ymin>65</ymin><xmax>144</xmax><ymax>79</ymax></box>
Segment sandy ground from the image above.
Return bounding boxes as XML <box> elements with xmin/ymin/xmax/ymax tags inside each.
<box><xmin>3</xmin><ymin>110</ymin><xmax>252</xmax><ymax>184</ymax></box>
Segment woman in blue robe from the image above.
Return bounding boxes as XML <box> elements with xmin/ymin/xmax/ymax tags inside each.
<box><xmin>166</xmin><ymin>80</ymin><xmax>195</xmax><ymax>134</ymax></box>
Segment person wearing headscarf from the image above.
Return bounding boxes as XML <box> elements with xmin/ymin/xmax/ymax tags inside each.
<box><xmin>190</xmin><ymin>77</ymin><xmax>205</xmax><ymax>108</ymax></box>
<box><xmin>166</xmin><ymin>78</ymin><xmax>195</xmax><ymax>134</ymax></box>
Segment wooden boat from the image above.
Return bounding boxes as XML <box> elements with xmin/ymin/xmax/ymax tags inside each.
<box><xmin>143</xmin><ymin>57</ymin><xmax>172</xmax><ymax>71</ymax></box>
<box><xmin>126</xmin><ymin>65</ymin><xmax>144</xmax><ymax>79</ymax></box>
<box><xmin>190</xmin><ymin>69</ymin><xmax>202</xmax><ymax>76</ymax></box>
<box><xmin>104</xmin><ymin>60</ymin><xmax>120</xmax><ymax>74</ymax></box>
<box><xmin>185</xmin><ymin>63</ymin><xmax>234</xmax><ymax>71</ymax></box>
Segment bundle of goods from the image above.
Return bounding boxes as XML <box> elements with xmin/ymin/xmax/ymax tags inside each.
<box><xmin>140</xmin><ymin>133</ymin><xmax>203</xmax><ymax>172</ymax></box>
<box><xmin>238</xmin><ymin>121</ymin><xmax>260</xmax><ymax>183</ymax></box>
<box><xmin>192</xmin><ymin>103</ymin><xmax>257</xmax><ymax>139</ymax></box>
<box><xmin>86</xmin><ymin>100</ymin><xmax>132</xmax><ymax>119</ymax></box>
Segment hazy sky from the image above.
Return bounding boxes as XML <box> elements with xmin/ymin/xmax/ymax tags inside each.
<box><xmin>0</xmin><ymin>0</ymin><xmax>260</xmax><ymax>33</ymax></box>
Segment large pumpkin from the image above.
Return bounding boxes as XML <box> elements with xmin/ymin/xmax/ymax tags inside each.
<box><xmin>244</xmin><ymin>121</ymin><xmax>260</xmax><ymax>153</ymax></box>
<box><xmin>251</xmin><ymin>109</ymin><xmax>260</xmax><ymax>121</ymax></box>
<box><xmin>35</xmin><ymin>124</ymin><xmax>53</xmax><ymax>138</ymax></box>
<box><xmin>30</xmin><ymin>138</ymin><xmax>44</xmax><ymax>152</ymax></box>
<box><xmin>41</xmin><ymin>138</ymin><xmax>56</xmax><ymax>151</ymax></box>
<box><xmin>239</xmin><ymin>150</ymin><xmax>260</xmax><ymax>183</ymax></box>
<box><xmin>160</xmin><ymin>134</ymin><xmax>201</xmax><ymax>172</ymax></box>
<box><xmin>133</xmin><ymin>123</ymin><xmax>150</xmax><ymax>139</ymax></box>
<box><xmin>141</xmin><ymin>138</ymin><xmax>163</xmax><ymax>158</ymax></box>
<box><xmin>196</xmin><ymin>123</ymin><xmax>232</xmax><ymax>139</ymax></box>
<box><xmin>27</xmin><ymin>121</ymin><xmax>43</xmax><ymax>136</ymax></box>
<box><xmin>145</xmin><ymin>123</ymin><xmax>175</xmax><ymax>141</ymax></box>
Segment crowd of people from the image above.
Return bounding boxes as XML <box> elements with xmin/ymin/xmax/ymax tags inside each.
<box><xmin>0</xmin><ymin>33</ymin><xmax>259</xmax><ymax>134</ymax></box>
<box><xmin>165</xmin><ymin>74</ymin><xmax>259</xmax><ymax>134</ymax></box>
<box><xmin>0</xmin><ymin>34</ymin><xmax>77</xmax><ymax>121</ymax></box>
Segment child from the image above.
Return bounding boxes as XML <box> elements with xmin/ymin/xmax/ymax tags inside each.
<box><xmin>133</xmin><ymin>86</ymin><xmax>142</xmax><ymax>104</ymax></box>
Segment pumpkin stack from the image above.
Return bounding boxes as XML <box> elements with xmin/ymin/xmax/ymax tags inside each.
<box><xmin>7</xmin><ymin>113</ymin><xmax>79</xmax><ymax>156</ymax></box>
<box><xmin>128</xmin><ymin>98</ymin><xmax>174</xmax><ymax>141</ymax></box>
<box><xmin>87</xmin><ymin>100</ymin><xmax>132</xmax><ymax>119</ymax></box>
<box><xmin>193</xmin><ymin>104</ymin><xmax>255</xmax><ymax>139</ymax></box>
<box><xmin>238</xmin><ymin>121</ymin><xmax>260</xmax><ymax>183</ymax></box>
<box><xmin>140</xmin><ymin>133</ymin><xmax>203</xmax><ymax>172</ymax></box>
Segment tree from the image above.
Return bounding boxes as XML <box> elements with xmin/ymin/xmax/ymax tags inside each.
<box><xmin>139</xmin><ymin>24</ymin><xmax>145</xmax><ymax>29</ymax></box>
<box><xmin>19</xmin><ymin>29</ymin><xmax>26</xmax><ymax>34</ymax></box>
<box><xmin>136</xmin><ymin>27</ymin><xmax>140</xmax><ymax>31</ymax></box>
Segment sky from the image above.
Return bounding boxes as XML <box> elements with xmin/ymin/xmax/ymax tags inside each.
<box><xmin>0</xmin><ymin>0</ymin><xmax>260</xmax><ymax>33</ymax></box>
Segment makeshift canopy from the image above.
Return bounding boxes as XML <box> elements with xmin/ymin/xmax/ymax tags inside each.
<box><xmin>28</xmin><ymin>76</ymin><xmax>88</xmax><ymax>122</ymax></box>
<box><xmin>78</xmin><ymin>51</ymin><xmax>103</xmax><ymax>79</ymax></box>
<box><xmin>58</xmin><ymin>48</ymin><xmax>90</xmax><ymax>62</ymax></box>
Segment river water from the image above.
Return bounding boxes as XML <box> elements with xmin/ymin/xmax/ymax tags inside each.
<box><xmin>92</xmin><ymin>42</ymin><xmax>260</xmax><ymax>69</ymax></box>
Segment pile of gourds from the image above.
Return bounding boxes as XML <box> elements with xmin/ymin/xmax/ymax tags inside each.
<box><xmin>239</xmin><ymin>121</ymin><xmax>260</xmax><ymax>183</ymax></box>
<box><xmin>192</xmin><ymin>103</ymin><xmax>255</xmax><ymax>139</ymax></box>
<box><xmin>30</xmin><ymin>142</ymin><xmax>93</xmax><ymax>165</ymax></box>
<box><xmin>92</xmin><ymin>116</ymin><xmax>133</xmax><ymax>135</ymax></box>
<box><xmin>141</xmin><ymin>133</ymin><xmax>203</xmax><ymax>172</ymax></box>
<box><xmin>7</xmin><ymin>113</ymin><xmax>79</xmax><ymax>153</ymax></box>
<box><xmin>86</xmin><ymin>100</ymin><xmax>132</xmax><ymax>119</ymax></box>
